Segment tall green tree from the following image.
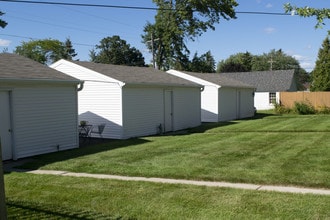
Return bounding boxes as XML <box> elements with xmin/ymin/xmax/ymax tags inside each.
<box><xmin>251</xmin><ymin>49</ymin><xmax>298</xmax><ymax>71</ymax></box>
<box><xmin>217</xmin><ymin>52</ymin><xmax>253</xmax><ymax>72</ymax></box>
<box><xmin>63</xmin><ymin>38</ymin><xmax>77</xmax><ymax>60</ymax></box>
<box><xmin>310</xmin><ymin>36</ymin><xmax>330</xmax><ymax>91</ymax></box>
<box><xmin>142</xmin><ymin>0</ymin><xmax>238</xmax><ymax>70</ymax></box>
<box><xmin>283</xmin><ymin>3</ymin><xmax>328</xmax><ymax>90</ymax></box>
<box><xmin>189</xmin><ymin>51</ymin><xmax>216</xmax><ymax>73</ymax></box>
<box><xmin>90</xmin><ymin>35</ymin><xmax>145</xmax><ymax>66</ymax></box>
<box><xmin>14</xmin><ymin>38</ymin><xmax>77</xmax><ymax>65</ymax></box>
<box><xmin>218</xmin><ymin>49</ymin><xmax>303</xmax><ymax>72</ymax></box>
<box><xmin>217</xmin><ymin>49</ymin><xmax>309</xmax><ymax>90</ymax></box>
<box><xmin>0</xmin><ymin>11</ymin><xmax>7</xmax><ymax>28</ymax></box>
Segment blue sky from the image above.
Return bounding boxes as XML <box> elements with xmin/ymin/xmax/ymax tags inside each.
<box><xmin>0</xmin><ymin>0</ymin><xmax>329</xmax><ymax>71</ymax></box>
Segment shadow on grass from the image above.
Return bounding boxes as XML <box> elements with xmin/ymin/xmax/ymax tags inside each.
<box><xmin>251</xmin><ymin>112</ymin><xmax>276</xmax><ymax>120</ymax></box>
<box><xmin>184</xmin><ymin>112</ymin><xmax>275</xmax><ymax>134</ymax></box>
<box><xmin>6</xmin><ymin>112</ymin><xmax>275</xmax><ymax>170</ymax></box>
<box><xmin>7</xmin><ymin>199</ymin><xmax>127</xmax><ymax>220</ymax></box>
<box><xmin>187</xmin><ymin>121</ymin><xmax>238</xmax><ymax>134</ymax></box>
<box><xmin>6</xmin><ymin>138</ymin><xmax>150</xmax><ymax>172</ymax></box>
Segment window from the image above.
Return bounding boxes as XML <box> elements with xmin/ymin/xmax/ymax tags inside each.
<box><xmin>269</xmin><ymin>92</ymin><xmax>276</xmax><ymax>104</ymax></box>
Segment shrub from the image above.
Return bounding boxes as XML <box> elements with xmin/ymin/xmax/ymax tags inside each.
<box><xmin>317</xmin><ymin>105</ymin><xmax>330</xmax><ymax>114</ymax></box>
<box><xmin>293</xmin><ymin>101</ymin><xmax>316</xmax><ymax>115</ymax></box>
<box><xmin>274</xmin><ymin>102</ymin><xmax>291</xmax><ymax>114</ymax></box>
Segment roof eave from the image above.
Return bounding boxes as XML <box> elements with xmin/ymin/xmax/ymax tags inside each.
<box><xmin>220</xmin><ymin>85</ymin><xmax>256</xmax><ymax>89</ymax></box>
<box><xmin>123</xmin><ymin>82</ymin><xmax>203</xmax><ymax>88</ymax></box>
<box><xmin>0</xmin><ymin>78</ymin><xmax>81</xmax><ymax>85</ymax></box>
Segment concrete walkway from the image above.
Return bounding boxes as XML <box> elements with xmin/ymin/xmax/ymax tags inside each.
<box><xmin>10</xmin><ymin>168</ymin><xmax>330</xmax><ymax>196</ymax></box>
<box><xmin>4</xmin><ymin>159</ymin><xmax>330</xmax><ymax>196</ymax></box>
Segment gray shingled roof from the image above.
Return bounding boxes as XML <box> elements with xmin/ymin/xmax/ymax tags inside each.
<box><xmin>220</xmin><ymin>70</ymin><xmax>297</xmax><ymax>92</ymax></box>
<box><xmin>180</xmin><ymin>71</ymin><xmax>255</xmax><ymax>89</ymax></box>
<box><xmin>72</xmin><ymin>61</ymin><xmax>202</xmax><ymax>88</ymax></box>
<box><xmin>0</xmin><ymin>53</ymin><xmax>79</xmax><ymax>83</ymax></box>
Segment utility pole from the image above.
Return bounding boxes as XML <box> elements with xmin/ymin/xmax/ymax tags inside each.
<box><xmin>268</xmin><ymin>56</ymin><xmax>276</xmax><ymax>71</ymax></box>
<box><xmin>147</xmin><ymin>33</ymin><xmax>159</xmax><ymax>69</ymax></box>
<box><xmin>0</xmin><ymin>139</ymin><xmax>7</xmax><ymax>220</ymax></box>
<box><xmin>151</xmin><ymin>34</ymin><xmax>156</xmax><ymax>69</ymax></box>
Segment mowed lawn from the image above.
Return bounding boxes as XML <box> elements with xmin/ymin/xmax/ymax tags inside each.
<box><xmin>18</xmin><ymin>113</ymin><xmax>330</xmax><ymax>188</ymax></box>
<box><xmin>5</xmin><ymin>113</ymin><xmax>330</xmax><ymax>219</ymax></box>
<box><xmin>5</xmin><ymin>173</ymin><xmax>330</xmax><ymax>219</ymax></box>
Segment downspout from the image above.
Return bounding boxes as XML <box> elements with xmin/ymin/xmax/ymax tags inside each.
<box><xmin>77</xmin><ymin>81</ymin><xmax>84</xmax><ymax>91</ymax></box>
<box><xmin>75</xmin><ymin>81</ymin><xmax>84</xmax><ymax>148</ymax></box>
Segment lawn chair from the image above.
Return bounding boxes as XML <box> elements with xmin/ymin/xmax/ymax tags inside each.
<box><xmin>90</xmin><ymin>123</ymin><xmax>106</xmax><ymax>139</ymax></box>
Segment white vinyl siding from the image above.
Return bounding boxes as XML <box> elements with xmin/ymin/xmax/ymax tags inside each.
<box><xmin>122</xmin><ymin>87</ymin><xmax>164</xmax><ymax>138</ymax></box>
<box><xmin>201</xmin><ymin>85</ymin><xmax>219</xmax><ymax>122</ymax></box>
<box><xmin>218</xmin><ymin>88</ymin><xmax>255</xmax><ymax>121</ymax></box>
<box><xmin>172</xmin><ymin>87</ymin><xmax>201</xmax><ymax>130</ymax></box>
<box><xmin>51</xmin><ymin>60</ymin><xmax>124</xmax><ymax>139</ymax></box>
<box><xmin>122</xmin><ymin>86</ymin><xmax>201</xmax><ymax>138</ymax></box>
<box><xmin>255</xmin><ymin>92</ymin><xmax>278</xmax><ymax>110</ymax></box>
<box><xmin>52</xmin><ymin>61</ymin><xmax>202</xmax><ymax>139</ymax></box>
<box><xmin>167</xmin><ymin>70</ymin><xmax>256</xmax><ymax>122</ymax></box>
<box><xmin>78</xmin><ymin>81</ymin><xmax>123</xmax><ymax>139</ymax></box>
<box><xmin>0</xmin><ymin>91</ymin><xmax>12</xmax><ymax>160</ymax></box>
<box><xmin>218</xmin><ymin>88</ymin><xmax>237</xmax><ymax>121</ymax></box>
<box><xmin>11</xmin><ymin>85</ymin><xmax>78</xmax><ymax>159</ymax></box>
<box><xmin>239</xmin><ymin>88</ymin><xmax>255</xmax><ymax>118</ymax></box>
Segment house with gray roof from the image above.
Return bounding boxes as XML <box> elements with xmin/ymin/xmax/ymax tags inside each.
<box><xmin>51</xmin><ymin>59</ymin><xmax>203</xmax><ymax>139</ymax></box>
<box><xmin>167</xmin><ymin>70</ymin><xmax>256</xmax><ymax>122</ymax></box>
<box><xmin>0</xmin><ymin>53</ymin><xmax>81</xmax><ymax>160</ymax></box>
<box><xmin>220</xmin><ymin>70</ymin><xmax>297</xmax><ymax>110</ymax></box>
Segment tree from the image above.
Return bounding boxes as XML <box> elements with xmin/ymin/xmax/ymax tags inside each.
<box><xmin>217</xmin><ymin>49</ymin><xmax>309</xmax><ymax>90</ymax></box>
<box><xmin>217</xmin><ymin>52</ymin><xmax>253</xmax><ymax>72</ymax></box>
<box><xmin>310</xmin><ymin>36</ymin><xmax>330</xmax><ymax>91</ymax></box>
<box><xmin>90</xmin><ymin>35</ymin><xmax>145</xmax><ymax>66</ymax></box>
<box><xmin>284</xmin><ymin>3</ymin><xmax>330</xmax><ymax>29</ymax></box>
<box><xmin>14</xmin><ymin>38</ymin><xmax>77</xmax><ymax>65</ymax></box>
<box><xmin>142</xmin><ymin>0</ymin><xmax>238</xmax><ymax>70</ymax></box>
<box><xmin>251</xmin><ymin>49</ymin><xmax>298</xmax><ymax>71</ymax></box>
<box><xmin>63</xmin><ymin>38</ymin><xmax>77</xmax><ymax>60</ymax></box>
<box><xmin>189</xmin><ymin>51</ymin><xmax>216</xmax><ymax>73</ymax></box>
<box><xmin>0</xmin><ymin>11</ymin><xmax>7</xmax><ymax>28</ymax></box>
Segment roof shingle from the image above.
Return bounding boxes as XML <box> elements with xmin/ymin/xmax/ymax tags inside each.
<box><xmin>220</xmin><ymin>70</ymin><xmax>296</xmax><ymax>92</ymax></box>
<box><xmin>0</xmin><ymin>53</ymin><xmax>79</xmax><ymax>83</ymax></box>
<box><xmin>179</xmin><ymin>71</ymin><xmax>255</xmax><ymax>88</ymax></box>
<box><xmin>72</xmin><ymin>61</ymin><xmax>202</xmax><ymax>87</ymax></box>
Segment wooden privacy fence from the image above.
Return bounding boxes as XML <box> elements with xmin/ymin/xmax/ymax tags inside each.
<box><xmin>280</xmin><ymin>92</ymin><xmax>330</xmax><ymax>109</ymax></box>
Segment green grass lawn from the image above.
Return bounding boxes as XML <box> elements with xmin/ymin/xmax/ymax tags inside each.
<box><xmin>5</xmin><ymin>113</ymin><xmax>330</xmax><ymax>218</ymax></box>
<box><xmin>19</xmin><ymin>113</ymin><xmax>330</xmax><ymax>188</ymax></box>
<box><xmin>5</xmin><ymin>173</ymin><xmax>330</xmax><ymax>219</ymax></box>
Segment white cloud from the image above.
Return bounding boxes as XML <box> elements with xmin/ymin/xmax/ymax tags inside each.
<box><xmin>305</xmin><ymin>44</ymin><xmax>312</xmax><ymax>50</ymax></box>
<box><xmin>264</xmin><ymin>27</ymin><xmax>276</xmax><ymax>34</ymax></box>
<box><xmin>292</xmin><ymin>54</ymin><xmax>304</xmax><ymax>60</ymax></box>
<box><xmin>0</xmin><ymin>39</ymin><xmax>11</xmax><ymax>47</ymax></box>
<box><xmin>292</xmin><ymin>54</ymin><xmax>315</xmax><ymax>71</ymax></box>
<box><xmin>265</xmin><ymin>3</ymin><xmax>273</xmax><ymax>8</ymax></box>
<box><xmin>299</xmin><ymin>62</ymin><xmax>315</xmax><ymax>71</ymax></box>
